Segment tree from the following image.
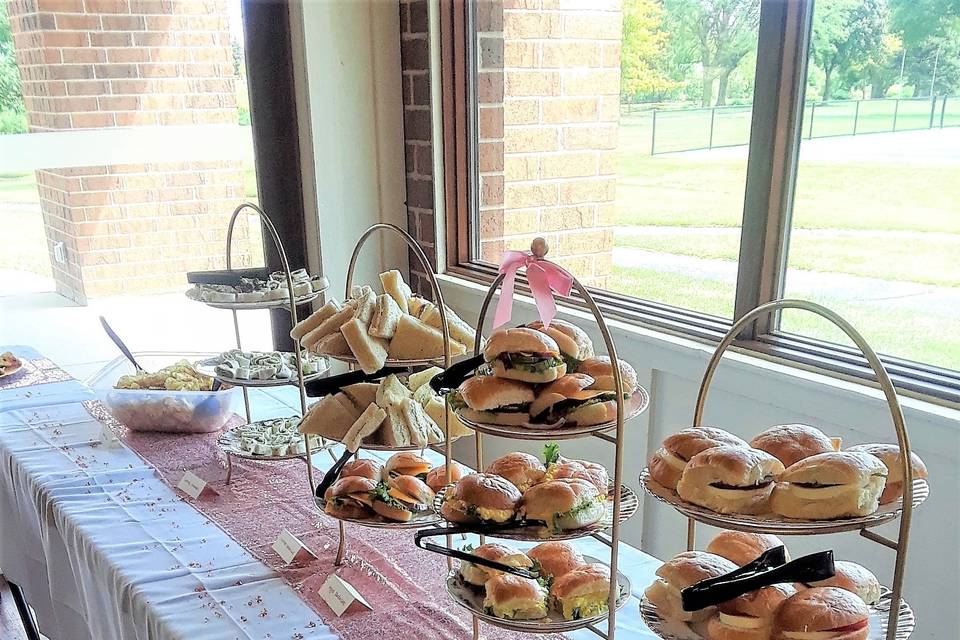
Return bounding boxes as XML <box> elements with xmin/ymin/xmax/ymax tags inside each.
<box><xmin>620</xmin><ymin>0</ymin><xmax>677</xmax><ymax>101</ymax></box>
<box><xmin>0</xmin><ymin>2</ymin><xmax>25</xmax><ymax>113</ymax></box>
<box><xmin>890</xmin><ymin>0</ymin><xmax>960</xmax><ymax>95</ymax></box>
<box><xmin>664</xmin><ymin>0</ymin><xmax>760</xmax><ymax>107</ymax></box>
<box><xmin>811</xmin><ymin>0</ymin><xmax>889</xmax><ymax>101</ymax></box>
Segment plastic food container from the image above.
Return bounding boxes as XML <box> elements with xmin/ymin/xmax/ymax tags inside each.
<box><xmin>86</xmin><ymin>352</ymin><xmax>238</xmax><ymax>434</ymax></box>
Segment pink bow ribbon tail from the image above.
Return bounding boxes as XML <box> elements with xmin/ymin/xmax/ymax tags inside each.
<box><xmin>492</xmin><ymin>250</ymin><xmax>574</xmax><ymax>330</ymax></box>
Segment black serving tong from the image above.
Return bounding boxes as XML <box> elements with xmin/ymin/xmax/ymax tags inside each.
<box><xmin>429</xmin><ymin>354</ymin><xmax>485</xmax><ymax>393</ymax></box>
<box><xmin>99</xmin><ymin>316</ymin><xmax>146</xmax><ymax>374</ymax></box>
<box><xmin>315</xmin><ymin>448</ymin><xmax>357</xmax><ymax>500</ymax></box>
<box><xmin>304</xmin><ymin>365</ymin><xmax>408</xmax><ymax>397</ymax></box>
<box><xmin>681</xmin><ymin>549</ymin><xmax>835</xmax><ymax>611</ymax></box>
<box><xmin>186</xmin><ymin>268</ymin><xmax>272</xmax><ymax>286</ymax></box>
<box><xmin>414</xmin><ymin>526</ymin><xmax>541</xmax><ymax>580</ymax></box>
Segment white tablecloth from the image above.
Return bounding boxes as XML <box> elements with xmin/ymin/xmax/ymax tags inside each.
<box><xmin>0</xmin><ymin>347</ymin><xmax>662</xmax><ymax>640</ymax></box>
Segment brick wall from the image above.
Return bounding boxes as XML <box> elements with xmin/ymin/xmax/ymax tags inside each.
<box><xmin>7</xmin><ymin>0</ymin><xmax>250</xmax><ymax>303</ymax></box>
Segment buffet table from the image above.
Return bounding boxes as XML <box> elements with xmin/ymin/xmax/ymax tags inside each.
<box><xmin>0</xmin><ymin>347</ymin><xmax>660</xmax><ymax>640</ymax></box>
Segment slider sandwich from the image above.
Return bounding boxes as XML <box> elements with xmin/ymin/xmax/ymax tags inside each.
<box><xmin>676</xmin><ymin>445</ymin><xmax>785</xmax><ymax>515</ymax></box>
<box><xmin>483</xmin><ymin>574</ymin><xmax>548</xmax><ymax>620</ymax></box>
<box><xmin>371</xmin><ymin>475</ymin><xmax>434</xmax><ymax>522</ymax></box>
<box><xmin>847</xmin><ymin>443</ymin><xmax>927</xmax><ymax>505</ymax></box>
<box><xmin>425</xmin><ymin>462</ymin><xmax>466</xmax><ymax>493</ymax></box>
<box><xmin>546</xmin><ymin>456</ymin><xmax>609</xmax><ymax>494</ymax></box>
<box><xmin>643</xmin><ymin>551</ymin><xmax>739</xmax><ymax>623</ymax></box>
<box><xmin>340</xmin><ymin>458</ymin><xmax>383</xmax><ymax>481</ymax></box>
<box><xmin>707</xmin><ymin>583</ymin><xmax>797</xmax><ymax>640</ymax></box>
<box><xmin>770</xmin><ymin>452</ymin><xmax>887</xmax><ymax>520</ymax></box>
<box><xmin>806</xmin><ymin>560</ymin><xmax>880</xmax><ymax>605</ymax></box>
<box><xmin>459</xmin><ymin>543</ymin><xmax>534</xmax><ymax>588</ymax></box>
<box><xmin>527</xmin><ymin>541</ymin><xmax>585</xmax><ymax>582</ymax></box>
<box><xmin>521</xmin><ymin>478</ymin><xmax>605</xmax><ymax>533</ymax></box>
<box><xmin>706</xmin><ymin>531</ymin><xmax>789</xmax><ymax>567</ymax></box>
<box><xmin>324</xmin><ymin>477</ymin><xmax>376</xmax><ymax>519</ymax></box>
<box><xmin>773</xmin><ymin>587</ymin><xmax>869</xmax><ymax>640</ymax></box>
<box><xmin>526</xmin><ymin>319</ymin><xmax>594</xmax><ymax>371</ymax></box>
<box><xmin>451</xmin><ymin>375</ymin><xmax>535</xmax><ymax>426</ymax></box>
<box><xmin>750</xmin><ymin>424</ymin><xmax>837</xmax><ymax>469</ymax></box>
<box><xmin>441</xmin><ymin>473</ymin><xmax>521</xmax><ymax>525</ymax></box>
<box><xmin>383</xmin><ymin>451</ymin><xmax>432</xmax><ymax>481</ymax></box>
<box><xmin>550</xmin><ymin>562</ymin><xmax>612</xmax><ymax>621</ymax></box>
<box><xmin>528</xmin><ymin>374</ymin><xmax>618</xmax><ymax>426</ymax></box>
<box><xmin>485</xmin><ymin>452</ymin><xmax>546</xmax><ymax>492</ymax></box>
<box><xmin>576</xmin><ymin>356</ymin><xmax>638</xmax><ymax>394</ymax></box>
<box><xmin>649</xmin><ymin>427</ymin><xmax>749</xmax><ymax>491</ymax></box>
<box><xmin>484</xmin><ymin>327</ymin><xmax>566</xmax><ymax>383</ymax></box>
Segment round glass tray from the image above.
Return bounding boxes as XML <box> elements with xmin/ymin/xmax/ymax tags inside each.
<box><xmin>313</xmin><ymin>496</ymin><xmax>440</xmax><ymax>529</ymax></box>
<box><xmin>433</xmin><ymin>481</ymin><xmax>639</xmax><ymax>541</ymax></box>
<box><xmin>455</xmin><ymin>386</ymin><xmax>649</xmax><ymax>441</ymax></box>
<box><xmin>640</xmin><ymin>587</ymin><xmax>914</xmax><ymax>640</ymax></box>
<box><xmin>446</xmin><ymin>555</ymin><xmax>631</xmax><ymax>634</ymax></box>
<box><xmin>185</xmin><ymin>284</ymin><xmax>327</xmax><ymax>310</ymax></box>
<box><xmin>324</xmin><ymin>352</ymin><xmax>446</xmax><ymax>368</ymax></box>
<box><xmin>639</xmin><ymin>468</ymin><xmax>929</xmax><ymax>535</ymax></box>
<box><xmin>217</xmin><ymin>425</ymin><xmax>324</xmax><ymax>461</ymax></box>
<box><xmin>196</xmin><ymin>356</ymin><xmax>329</xmax><ymax>388</ymax></box>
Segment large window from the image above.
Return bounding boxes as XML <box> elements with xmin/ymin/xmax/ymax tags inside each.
<box><xmin>444</xmin><ymin>0</ymin><xmax>960</xmax><ymax>400</ymax></box>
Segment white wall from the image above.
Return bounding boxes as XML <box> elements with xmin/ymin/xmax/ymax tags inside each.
<box><xmin>440</xmin><ymin>276</ymin><xmax>960</xmax><ymax>640</ymax></box>
<box><xmin>298</xmin><ymin>0</ymin><xmax>409</xmax><ymax>297</ymax></box>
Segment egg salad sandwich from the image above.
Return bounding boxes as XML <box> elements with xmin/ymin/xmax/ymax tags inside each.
<box><xmin>527</xmin><ymin>541</ymin><xmax>585</xmax><ymax>583</ymax></box>
<box><xmin>440</xmin><ymin>473</ymin><xmax>521</xmax><ymax>525</ymax></box>
<box><xmin>550</xmin><ymin>563</ymin><xmax>612</xmax><ymax>621</ymax></box>
<box><xmin>459</xmin><ymin>543</ymin><xmax>534</xmax><ymax>587</ymax></box>
<box><xmin>484</xmin><ymin>452</ymin><xmax>546</xmax><ymax>493</ymax></box>
<box><xmin>521</xmin><ymin>478</ymin><xmax>605</xmax><ymax>533</ymax></box>
<box><xmin>483</xmin><ymin>574</ymin><xmax>548</xmax><ymax>620</ymax></box>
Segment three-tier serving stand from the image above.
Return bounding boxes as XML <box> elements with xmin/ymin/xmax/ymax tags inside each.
<box><xmin>187</xmin><ymin>202</ymin><xmax>331</xmax><ymax>488</ymax></box>
<box><xmin>640</xmin><ymin>299</ymin><xmax>926</xmax><ymax>640</ymax></box>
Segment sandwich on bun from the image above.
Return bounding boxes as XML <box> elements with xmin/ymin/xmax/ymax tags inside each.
<box><xmin>846</xmin><ymin>443</ymin><xmax>927</xmax><ymax>505</ymax></box>
<box><xmin>770</xmin><ymin>452</ymin><xmax>887</xmax><ymax>520</ymax></box>
<box><xmin>459</xmin><ymin>543</ymin><xmax>533</xmax><ymax>587</ymax></box>
<box><xmin>750</xmin><ymin>424</ymin><xmax>837</xmax><ymax>468</ymax></box>
<box><xmin>773</xmin><ymin>587</ymin><xmax>869</xmax><ymax>640</ymax></box>
<box><xmin>483</xmin><ymin>574</ymin><xmax>548</xmax><ymax>620</ymax></box>
<box><xmin>371</xmin><ymin>475</ymin><xmax>433</xmax><ymax>522</ymax></box>
<box><xmin>441</xmin><ymin>473</ymin><xmax>521</xmax><ymax>525</ymax></box>
<box><xmin>576</xmin><ymin>356</ymin><xmax>638</xmax><ymax>394</ymax></box>
<box><xmin>485</xmin><ymin>452</ymin><xmax>546</xmax><ymax>492</ymax></box>
<box><xmin>648</xmin><ymin>427</ymin><xmax>749</xmax><ymax>491</ymax></box>
<box><xmin>528</xmin><ymin>374</ymin><xmax>618</xmax><ymax>426</ymax></box>
<box><xmin>677</xmin><ymin>445</ymin><xmax>785</xmax><ymax>515</ymax></box>
<box><xmin>340</xmin><ymin>458</ymin><xmax>383</xmax><ymax>481</ymax></box>
<box><xmin>705</xmin><ymin>531</ymin><xmax>788</xmax><ymax>566</ymax></box>
<box><xmin>707</xmin><ymin>583</ymin><xmax>797</xmax><ymax>640</ymax></box>
<box><xmin>484</xmin><ymin>327</ymin><xmax>566</xmax><ymax>383</ymax></box>
<box><xmin>323</xmin><ymin>476</ymin><xmax>376</xmax><ymax>519</ymax></box>
<box><xmin>451</xmin><ymin>375</ymin><xmax>535</xmax><ymax>426</ymax></box>
<box><xmin>424</xmin><ymin>462</ymin><xmax>466</xmax><ymax>493</ymax></box>
<box><xmin>550</xmin><ymin>563</ymin><xmax>612</xmax><ymax>621</ymax></box>
<box><xmin>643</xmin><ymin>551</ymin><xmax>739</xmax><ymax>623</ymax></box>
<box><xmin>521</xmin><ymin>478</ymin><xmax>606</xmax><ymax>533</ymax></box>
<box><xmin>546</xmin><ymin>456</ymin><xmax>609</xmax><ymax>494</ymax></box>
<box><xmin>383</xmin><ymin>451</ymin><xmax>432</xmax><ymax>481</ymax></box>
<box><xmin>806</xmin><ymin>560</ymin><xmax>881</xmax><ymax>605</ymax></box>
<box><xmin>526</xmin><ymin>319</ymin><xmax>594</xmax><ymax>371</ymax></box>
<box><xmin>527</xmin><ymin>541</ymin><xmax>585</xmax><ymax>582</ymax></box>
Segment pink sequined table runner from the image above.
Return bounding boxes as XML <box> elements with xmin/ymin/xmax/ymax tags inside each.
<box><xmin>87</xmin><ymin>400</ymin><xmax>567</xmax><ymax>640</ymax></box>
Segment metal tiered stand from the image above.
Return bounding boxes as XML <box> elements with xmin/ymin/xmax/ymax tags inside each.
<box><xmin>313</xmin><ymin>223</ymin><xmax>458</xmax><ymax>566</ymax></box>
<box><xmin>441</xmin><ymin>238</ymin><xmax>650</xmax><ymax>640</ymax></box>
<box><xmin>640</xmin><ymin>299</ymin><xmax>925</xmax><ymax>640</ymax></box>
<box><xmin>187</xmin><ymin>202</ymin><xmax>330</xmax><ymax>489</ymax></box>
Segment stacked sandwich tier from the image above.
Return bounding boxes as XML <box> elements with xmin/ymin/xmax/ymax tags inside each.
<box><xmin>641</xmin><ymin>530</ymin><xmax>914</xmax><ymax>640</ymax></box>
<box><xmin>641</xmin><ymin>423</ymin><xmax>929</xmax><ymax>533</ymax></box>
<box><xmin>185</xmin><ymin>268</ymin><xmax>328</xmax><ymax>308</ymax></box>
<box><xmin>299</xmin><ymin>369</ymin><xmax>472</xmax><ymax>450</ymax></box>
<box><xmin>449</xmin><ymin>321</ymin><xmax>648</xmax><ymax>437</ymax></box>
<box><xmin>290</xmin><ymin>270</ymin><xmax>477</xmax><ymax>373</ymax></box>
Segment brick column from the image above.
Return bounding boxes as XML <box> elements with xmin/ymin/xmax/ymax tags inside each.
<box><xmin>7</xmin><ymin>0</ymin><xmax>249</xmax><ymax>303</ymax></box>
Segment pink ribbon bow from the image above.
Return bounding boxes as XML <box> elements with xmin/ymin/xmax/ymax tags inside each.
<box><xmin>493</xmin><ymin>249</ymin><xmax>574</xmax><ymax>329</ymax></box>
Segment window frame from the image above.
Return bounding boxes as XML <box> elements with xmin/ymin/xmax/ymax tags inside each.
<box><xmin>438</xmin><ymin>0</ymin><xmax>960</xmax><ymax>405</ymax></box>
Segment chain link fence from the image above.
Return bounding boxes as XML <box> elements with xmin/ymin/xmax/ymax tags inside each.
<box><xmin>620</xmin><ymin>96</ymin><xmax>960</xmax><ymax>155</ymax></box>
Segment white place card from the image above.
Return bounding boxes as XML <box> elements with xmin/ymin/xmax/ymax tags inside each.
<box><xmin>272</xmin><ymin>529</ymin><xmax>316</xmax><ymax>565</ymax></box>
<box><xmin>177</xmin><ymin>471</ymin><xmax>215</xmax><ymax>500</ymax></box>
<box><xmin>98</xmin><ymin>424</ymin><xmax>121</xmax><ymax>449</ymax></box>
<box><xmin>319</xmin><ymin>574</ymin><xmax>372</xmax><ymax>616</ymax></box>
